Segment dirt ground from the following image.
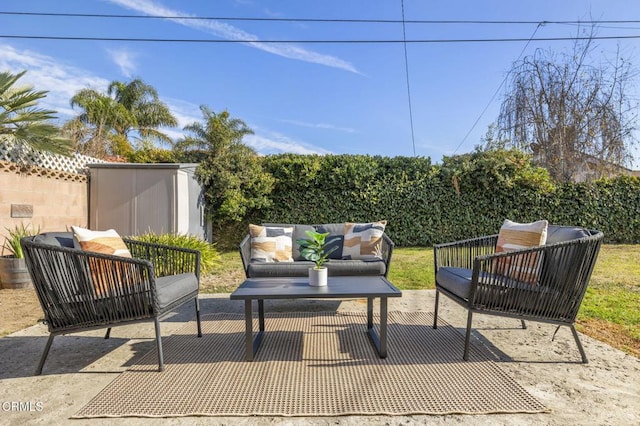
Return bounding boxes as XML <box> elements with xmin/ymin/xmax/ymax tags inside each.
<box><xmin>0</xmin><ymin>291</ymin><xmax>639</xmax><ymax>425</ymax></box>
<box><xmin>0</xmin><ymin>288</ymin><xmax>42</xmax><ymax>336</ymax></box>
<box><xmin>0</xmin><ymin>274</ymin><xmax>244</xmax><ymax>337</ymax></box>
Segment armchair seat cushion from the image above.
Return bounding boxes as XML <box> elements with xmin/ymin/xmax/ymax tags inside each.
<box><xmin>436</xmin><ymin>266</ymin><xmax>549</xmax><ymax>302</ymax></box>
<box><xmin>436</xmin><ymin>267</ymin><xmax>473</xmax><ymax>299</ymax></box>
<box><xmin>156</xmin><ymin>273</ymin><xmax>198</xmax><ymax>309</ymax></box>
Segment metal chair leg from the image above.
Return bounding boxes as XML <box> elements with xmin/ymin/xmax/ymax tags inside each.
<box><xmin>104</xmin><ymin>328</ymin><xmax>112</xmax><ymax>339</ymax></box>
<box><xmin>521</xmin><ymin>320</ymin><xmax>527</xmax><ymax>329</ymax></box>
<box><xmin>463</xmin><ymin>311</ymin><xmax>473</xmax><ymax>361</ymax></box>
<box><xmin>195</xmin><ymin>298</ymin><xmax>202</xmax><ymax>337</ymax></box>
<box><xmin>433</xmin><ymin>290</ymin><xmax>440</xmax><ymax>329</ymax></box>
<box><xmin>154</xmin><ymin>318</ymin><xmax>165</xmax><ymax>371</ymax></box>
<box><xmin>36</xmin><ymin>334</ymin><xmax>55</xmax><ymax>375</ymax></box>
<box><xmin>570</xmin><ymin>324</ymin><xmax>589</xmax><ymax>363</ymax></box>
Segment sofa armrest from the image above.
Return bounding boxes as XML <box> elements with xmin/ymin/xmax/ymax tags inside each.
<box><xmin>381</xmin><ymin>233</ymin><xmax>394</xmax><ymax>277</ymax></box>
<box><xmin>434</xmin><ymin>234</ymin><xmax>498</xmax><ymax>271</ymax></box>
<box><xmin>239</xmin><ymin>234</ymin><xmax>251</xmax><ymax>277</ymax></box>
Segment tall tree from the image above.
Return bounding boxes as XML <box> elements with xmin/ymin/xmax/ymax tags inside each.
<box><xmin>64</xmin><ymin>78</ymin><xmax>176</xmax><ymax>159</ymax></box>
<box><xmin>179</xmin><ymin>107</ymin><xmax>274</xmax><ymax>240</ymax></box>
<box><xmin>0</xmin><ymin>70</ymin><xmax>72</xmax><ymax>157</ymax></box>
<box><xmin>107</xmin><ymin>79</ymin><xmax>177</xmax><ymax>143</ymax></box>
<box><xmin>495</xmin><ymin>36</ymin><xmax>637</xmax><ymax>182</ymax></box>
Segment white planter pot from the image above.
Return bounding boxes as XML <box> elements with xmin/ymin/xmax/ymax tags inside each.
<box><xmin>308</xmin><ymin>267</ymin><xmax>328</xmax><ymax>287</ymax></box>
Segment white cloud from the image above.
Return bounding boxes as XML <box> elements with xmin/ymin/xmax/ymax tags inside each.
<box><xmin>281</xmin><ymin>119</ymin><xmax>357</xmax><ymax>134</ymax></box>
<box><xmin>107</xmin><ymin>48</ymin><xmax>138</xmax><ymax>77</ymax></box>
<box><xmin>244</xmin><ymin>131</ymin><xmax>331</xmax><ymax>155</ymax></box>
<box><xmin>0</xmin><ymin>42</ymin><xmax>326</xmax><ymax>155</ymax></box>
<box><xmin>106</xmin><ymin>0</ymin><xmax>359</xmax><ymax>74</ymax></box>
<box><xmin>164</xmin><ymin>97</ymin><xmax>202</xmax><ymax>128</ymax></box>
<box><xmin>0</xmin><ymin>43</ymin><xmax>109</xmax><ymax>119</ymax></box>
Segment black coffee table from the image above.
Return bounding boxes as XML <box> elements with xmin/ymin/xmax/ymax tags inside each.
<box><xmin>230</xmin><ymin>276</ymin><xmax>402</xmax><ymax>361</ymax></box>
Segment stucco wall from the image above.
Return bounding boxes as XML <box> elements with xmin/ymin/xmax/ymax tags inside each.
<box><xmin>0</xmin><ymin>161</ymin><xmax>88</xmax><ymax>253</ymax></box>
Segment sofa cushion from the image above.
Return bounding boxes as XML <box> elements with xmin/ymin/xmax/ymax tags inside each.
<box><xmin>546</xmin><ymin>225</ymin><xmax>591</xmax><ymax>244</ymax></box>
<box><xmin>315</xmin><ymin>223</ymin><xmax>346</xmax><ymax>259</ymax></box>
<box><xmin>294</xmin><ymin>225</ymin><xmax>316</xmax><ymax>260</ymax></box>
<box><xmin>495</xmin><ymin>219</ymin><xmax>548</xmax><ymax>284</ymax></box>
<box><xmin>246</xmin><ymin>259</ymin><xmax>386</xmax><ymax>278</ymax></box>
<box><xmin>32</xmin><ymin>232</ymin><xmax>79</xmax><ymax>249</ymax></box>
<box><xmin>342</xmin><ymin>220</ymin><xmax>387</xmax><ymax>260</ymax></box>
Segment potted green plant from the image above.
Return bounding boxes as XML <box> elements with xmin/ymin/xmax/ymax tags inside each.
<box><xmin>0</xmin><ymin>223</ymin><xmax>39</xmax><ymax>289</ymax></box>
<box><xmin>296</xmin><ymin>230</ymin><xmax>339</xmax><ymax>287</ymax></box>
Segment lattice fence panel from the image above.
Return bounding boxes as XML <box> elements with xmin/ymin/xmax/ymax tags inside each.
<box><xmin>0</xmin><ymin>142</ymin><xmax>105</xmax><ymax>174</ymax></box>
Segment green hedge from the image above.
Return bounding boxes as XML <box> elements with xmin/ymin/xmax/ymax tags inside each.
<box><xmin>209</xmin><ymin>151</ymin><xmax>640</xmax><ymax>248</ymax></box>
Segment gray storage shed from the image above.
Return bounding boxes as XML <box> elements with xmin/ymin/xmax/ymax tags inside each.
<box><xmin>88</xmin><ymin>163</ymin><xmax>209</xmax><ymax>240</ymax></box>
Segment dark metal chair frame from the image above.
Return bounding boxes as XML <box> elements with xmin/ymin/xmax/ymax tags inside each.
<box><xmin>433</xmin><ymin>227</ymin><xmax>604</xmax><ymax>363</ymax></box>
<box><xmin>21</xmin><ymin>235</ymin><xmax>203</xmax><ymax>375</ymax></box>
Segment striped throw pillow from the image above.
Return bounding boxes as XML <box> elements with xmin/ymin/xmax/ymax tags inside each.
<box><xmin>249</xmin><ymin>224</ymin><xmax>294</xmax><ymax>262</ymax></box>
<box><xmin>71</xmin><ymin>226</ymin><xmax>133</xmax><ymax>297</ymax></box>
<box><xmin>71</xmin><ymin>226</ymin><xmax>132</xmax><ymax>258</ymax></box>
<box><xmin>495</xmin><ymin>219</ymin><xmax>548</xmax><ymax>284</ymax></box>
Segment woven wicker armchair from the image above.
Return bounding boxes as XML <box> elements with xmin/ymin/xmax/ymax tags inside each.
<box><xmin>433</xmin><ymin>225</ymin><xmax>603</xmax><ymax>363</ymax></box>
<box><xmin>20</xmin><ymin>232</ymin><xmax>202</xmax><ymax>375</ymax></box>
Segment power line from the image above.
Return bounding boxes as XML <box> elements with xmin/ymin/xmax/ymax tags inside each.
<box><xmin>453</xmin><ymin>24</ymin><xmax>544</xmax><ymax>154</ymax></box>
<box><xmin>1</xmin><ymin>34</ymin><xmax>640</xmax><ymax>43</ymax></box>
<box><xmin>2</xmin><ymin>11</ymin><xmax>640</xmax><ymax>26</ymax></box>
<box><xmin>400</xmin><ymin>0</ymin><xmax>416</xmax><ymax>156</ymax></box>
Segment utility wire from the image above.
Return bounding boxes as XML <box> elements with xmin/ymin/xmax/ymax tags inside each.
<box><xmin>401</xmin><ymin>0</ymin><xmax>416</xmax><ymax>156</ymax></box>
<box><xmin>452</xmin><ymin>23</ymin><xmax>544</xmax><ymax>154</ymax></box>
<box><xmin>2</xmin><ymin>11</ymin><xmax>640</xmax><ymax>25</ymax></box>
<box><xmin>1</xmin><ymin>34</ymin><xmax>639</xmax><ymax>43</ymax></box>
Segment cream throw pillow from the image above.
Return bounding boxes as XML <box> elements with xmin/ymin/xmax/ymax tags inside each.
<box><xmin>71</xmin><ymin>226</ymin><xmax>132</xmax><ymax>258</ymax></box>
<box><xmin>495</xmin><ymin>219</ymin><xmax>548</xmax><ymax>284</ymax></box>
<box><xmin>71</xmin><ymin>226</ymin><xmax>133</xmax><ymax>296</ymax></box>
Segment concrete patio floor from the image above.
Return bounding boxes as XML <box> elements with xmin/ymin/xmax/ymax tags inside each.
<box><xmin>0</xmin><ymin>290</ymin><xmax>638</xmax><ymax>425</ymax></box>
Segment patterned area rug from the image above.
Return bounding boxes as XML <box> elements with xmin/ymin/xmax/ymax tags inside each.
<box><xmin>74</xmin><ymin>311</ymin><xmax>547</xmax><ymax>418</ymax></box>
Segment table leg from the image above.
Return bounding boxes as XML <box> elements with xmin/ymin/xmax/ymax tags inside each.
<box><xmin>244</xmin><ymin>299</ymin><xmax>254</xmax><ymax>361</ymax></box>
<box><xmin>379</xmin><ymin>297</ymin><xmax>388</xmax><ymax>358</ymax></box>
<box><xmin>258</xmin><ymin>299</ymin><xmax>265</xmax><ymax>331</ymax></box>
<box><xmin>367</xmin><ymin>297</ymin><xmax>389</xmax><ymax>358</ymax></box>
<box><xmin>367</xmin><ymin>297</ymin><xmax>374</xmax><ymax>329</ymax></box>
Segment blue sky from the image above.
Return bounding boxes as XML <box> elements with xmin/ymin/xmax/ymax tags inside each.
<box><xmin>1</xmin><ymin>0</ymin><xmax>639</xmax><ymax>167</ymax></box>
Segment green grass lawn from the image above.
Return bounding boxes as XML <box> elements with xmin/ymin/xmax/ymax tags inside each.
<box><xmin>208</xmin><ymin>244</ymin><xmax>640</xmax><ymax>357</ymax></box>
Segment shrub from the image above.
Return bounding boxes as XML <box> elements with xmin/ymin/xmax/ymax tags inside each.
<box><xmin>129</xmin><ymin>232</ymin><xmax>220</xmax><ymax>275</ymax></box>
<box><xmin>3</xmin><ymin>223</ymin><xmax>40</xmax><ymax>258</ymax></box>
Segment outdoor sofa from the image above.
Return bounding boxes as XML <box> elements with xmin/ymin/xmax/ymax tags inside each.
<box><xmin>239</xmin><ymin>222</ymin><xmax>393</xmax><ymax>278</ymax></box>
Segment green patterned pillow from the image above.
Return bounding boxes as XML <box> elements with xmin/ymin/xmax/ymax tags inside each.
<box><xmin>342</xmin><ymin>221</ymin><xmax>387</xmax><ymax>260</ymax></box>
<box><xmin>249</xmin><ymin>224</ymin><xmax>294</xmax><ymax>262</ymax></box>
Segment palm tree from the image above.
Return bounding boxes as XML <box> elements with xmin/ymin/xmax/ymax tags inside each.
<box><xmin>177</xmin><ymin>106</ymin><xmax>273</xmax><ymax>228</ymax></box>
<box><xmin>176</xmin><ymin>106</ymin><xmax>254</xmax><ymax>160</ymax></box>
<box><xmin>65</xmin><ymin>78</ymin><xmax>177</xmax><ymax>159</ymax></box>
<box><xmin>0</xmin><ymin>70</ymin><xmax>72</xmax><ymax>156</ymax></box>
<box><xmin>107</xmin><ymin>79</ymin><xmax>177</xmax><ymax>144</ymax></box>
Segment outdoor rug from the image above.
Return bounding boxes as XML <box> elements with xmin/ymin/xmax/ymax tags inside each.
<box><xmin>74</xmin><ymin>311</ymin><xmax>548</xmax><ymax>418</ymax></box>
